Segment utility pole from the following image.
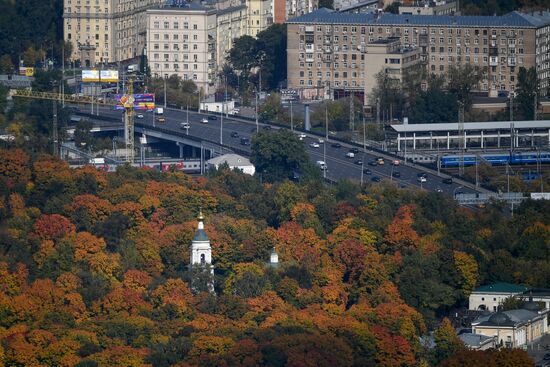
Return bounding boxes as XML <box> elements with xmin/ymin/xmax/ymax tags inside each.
<box><xmin>61</xmin><ymin>45</ymin><xmax>65</xmax><ymax>108</ymax></box>
<box><xmin>509</xmin><ymin>93</ymin><xmax>513</xmax><ymax>121</ymax></box>
<box><xmin>458</xmin><ymin>100</ymin><xmax>465</xmax><ymax>177</ymax></box>
<box><xmin>123</xmin><ymin>77</ymin><xmax>136</xmax><ymax>163</ymax></box>
<box><xmin>290</xmin><ymin>100</ymin><xmax>294</xmax><ymax>131</ymax></box>
<box><xmin>534</xmin><ymin>91</ymin><xmax>538</xmax><ymax>121</ymax></box>
<box><xmin>220</xmin><ymin>89</ymin><xmax>224</xmax><ymax>145</ymax></box>
<box><xmin>255</xmin><ymin>89</ymin><xmax>259</xmax><ymax>133</ymax></box>
<box><xmin>324</xmin><ymin>105</ymin><xmax>328</xmax><ymax>180</ymax></box>
<box><xmin>376</xmin><ymin>97</ymin><xmax>380</xmax><ymax>125</ymax></box>
<box><xmin>163</xmin><ymin>75</ymin><xmax>167</xmax><ymax>108</ymax></box>
<box><xmin>52</xmin><ymin>84</ymin><xmax>59</xmax><ymax>157</ymax></box>
<box><xmin>349</xmin><ymin>90</ymin><xmax>354</xmax><ymax>132</ymax></box>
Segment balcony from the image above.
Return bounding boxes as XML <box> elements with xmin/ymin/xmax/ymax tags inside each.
<box><xmin>508</xmin><ymin>57</ymin><xmax>516</xmax><ymax>66</ymax></box>
<box><xmin>305</xmin><ymin>44</ymin><xmax>314</xmax><ymax>52</ymax></box>
<box><xmin>324</xmin><ymin>47</ymin><xmax>332</xmax><ymax>53</ymax></box>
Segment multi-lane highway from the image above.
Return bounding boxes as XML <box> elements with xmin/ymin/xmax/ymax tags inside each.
<box><xmin>80</xmin><ymin>106</ymin><xmax>487</xmax><ymax>195</ymax></box>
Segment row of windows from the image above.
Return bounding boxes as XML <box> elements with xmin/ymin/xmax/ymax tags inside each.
<box><xmin>151</xmin><ymin>62</ymin><xmax>200</xmax><ymax>70</ymax></box>
<box><xmin>153</xmin><ymin>33</ymin><xmax>199</xmax><ymax>40</ymax></box>
<box><xmin>430</xmin><ymin>46</ymin><xmax>525</xmax><ymax>54</ymax></box>
<box><xmin>153</xmin><ymin>53</ymin><xmax>200</xmax><ymax>61</ymax></box>
<box><xmin>299</xmin><ymin>70</ymin><xmax>362</xmax><ymax>78</ymax></box>
<box><xmin>429</xmin><ymin>37</ymin><xmax>523</xmax><ymax>45</ymax></box>
<box><xmin>298</xmin><ymin>79</ymin><xmax>363</xmax><ymax>87</ymax></box>
<box><xmin>153</xmin><ymin>21</ymin><xmax>198</xmax><ymax>30</ymax></box>
<box><xmin>300</xmin><ymin>25</ymin><xmax>525</xmax><ymax>38</ymax></box>
<box><xmin>152</xmin><ymin>44</ymin><xmax>201</xmax><ymax>50</ymax></box>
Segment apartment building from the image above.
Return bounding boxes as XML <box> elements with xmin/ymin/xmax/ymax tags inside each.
<box><xmin>364</xmin><ymin>37</ymin><xmax>421</xmax><ymax>102</ymax></box>
<box><xmin>273</xmin><ymin>0</ymin><xmax>318</xmax><ymax>24</ymax></box>
<box><xmin>286</xmin><ymin>8</ymin><xmax>550</xmax><ymax>101</ymax></box>
<box><xmin>399</xmin><ymin>0</ymin><xmax>458</xmax><ymax>16</ymax></box>
<box><xmin>146</xmin><ymin>4</ymin><xmax>217</xmax><ymax>94</ymax></box>
<box><xmin>246</xmin><ymin>0</ymin><xmax>273</xmax><ymax>36</ymax></box>
<box><xmin>64</xmin><ymin>0</ymin><xmax>163</xmax><ymax>66</ymax></box>
<box><xmin>216</xmin><ymin>5</ymin><xmax>248</xmax><ymax>68</ymax></box>
<box><xmin>535</xmin><ymin>12</ymin><xmax>550</xmax><ymax>96</ymax></box>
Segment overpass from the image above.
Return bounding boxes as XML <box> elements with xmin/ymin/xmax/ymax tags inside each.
<box><xmin>75</xmin><ymin>106</ymin><xmax>491</xmax><ymax>196</ymax></box>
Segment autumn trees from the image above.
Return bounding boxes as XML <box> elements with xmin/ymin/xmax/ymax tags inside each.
<box><xmin>0</xmin><ymin>148</ymin><xmax>549</xmax><ymax>366</ymax></box>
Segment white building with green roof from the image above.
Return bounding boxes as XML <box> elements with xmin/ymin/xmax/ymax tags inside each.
<box><xmin>468</xmin><ymin>282</ymin><xmax>528</xmax><ymax>311</ymax></box>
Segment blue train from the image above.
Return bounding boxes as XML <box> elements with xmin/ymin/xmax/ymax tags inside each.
<box><xmin>440</xmin><ymin>151</ymin><xmax>550</xmax><ymax>167</ymax></box>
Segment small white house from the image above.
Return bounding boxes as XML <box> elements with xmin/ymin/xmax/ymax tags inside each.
<box><xmin>207</xmin><ymin>154</ymin><xmax>255</xmax><ymax>175</ymax></box>
<box><xmin>200</xmin><ymin>97</ymin><xmax>236</xmax><ymax>114</ymax></box>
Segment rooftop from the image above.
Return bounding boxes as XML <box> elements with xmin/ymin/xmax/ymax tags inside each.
<box><xmin>207</xmin><ymin>154</ymin><xmax>253</xmax><ymax>167</ymax></box>
<box><xmin>473</xmin><ymin>309</ymin><xmax>540</xmax><ymax>327</ymax></box>
<box><xmin>391</xmin><ymin>120</ymin><xmax>550</xmax><ymax>133</ymax></box>
<box><xmin>472</xmin><ymin>282</ymin><xmax>529</xmax><ymax>294</ymax></box>
<box><xmin>287</xmin><ymin>8</ymin><xmax>550</xmax><ymax>28</ymax></box>
<box><xmin>458</xmin><ymin>333</ymin><xmax>494</xmax><ymax>347</ymax></box>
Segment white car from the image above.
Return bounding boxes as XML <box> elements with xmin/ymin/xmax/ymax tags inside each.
<box><xmin>345</xmin><ymin>152</ymin><xmax>355</xmax><ymax>158</ymax></box>
<box><xmin>298</xmin><ymin>133</ymin><xmax>307</xmax><ymax>140</ymax></box>
<box><xmin>418</xmin><ymin>176</ymin><xmax>427</xmax><ymax>183</ymax></box>
<box><xmin>318</xmin><ymin>138</ymin><xmax>325</xmax><ymax>144</ymax></box>
<box><xmin>180</xmin><ymin>122</ymin><xmax>190</xmax><ymax>129</ymax></box>
<box><xmin>201</xmin><ymin>118</ymin><xmax>208</xmax><ymax>124</ymax></box>
<box><xmin>136</xmin><ymin>114</ymin><xmax>144</xmax><ymax>119</ymax></box>
<box><xmin>309</xmin><ymin>142</ymin><xmax>320</xmax><ymax>148</ymax></box>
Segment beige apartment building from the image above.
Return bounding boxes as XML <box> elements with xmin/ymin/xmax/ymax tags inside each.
<box><xmin>364</xmin><ymin>37</ymin><xmax>421</xmax><ymax>103</ymax></box>
<box><xmin>64</xmin><ymin>0</ymin><xmax>163</xmax><ymax>66</ymax></box>
<box><xmin>287</xmin><ymin>9</ymin><xmax>550</xmax><ymax>101</ymax></box>
<box><xmin>216</xmin><ymin>5</ymin><xmax>248</xmax><ymax>68</ymax></box>
<box><xmin>146</xmin><ymin>4</ymin><xmax>217</xmax><ymax>94</ymax></box>
<box><xmin>246</xmin><ymin>0</ymin><xmax>273</xmax><ymax>37</ymax></box>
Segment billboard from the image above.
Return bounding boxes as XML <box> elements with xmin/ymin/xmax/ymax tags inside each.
<box><xmin>82</xmin><ymin>69</ymin><xmax>119</xmax><ymax>83</ymax></box>
<box><xmin>114</xmin><ymin>94</ymin><xmax>155</xmax><ymax>111</ymax></box>
<box><xmin>19</xmin><ymin>67</ymin><xmax>35</xmax><ymax>76</ymax></box>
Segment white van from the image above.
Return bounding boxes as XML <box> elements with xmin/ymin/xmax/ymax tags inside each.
<box><xmin>316</xmin><ymin>161</ymin><xmax>327</xmax><ymax>170</ymax></box>
<box><xmin>345</xmin><ymin>152</ymin><xmax>355</xmax><ymax>158</ymax></box>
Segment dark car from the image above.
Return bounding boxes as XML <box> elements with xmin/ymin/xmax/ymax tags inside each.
<box><xmin>392</xmin><ymin>171</ymin><xmax>401</xmax><ymax>178</ymax></box>
<box><xmin>355</xmin><ymin>160</ymin><xmax>363</xmax><ymax>165</ymax></box>
<box><xmin>443</xmin><ymin>177</ymin><xmax>453</xmax><ymax>184</ymax></box>
<box><xmin>331</xmin><ymin>142</ymin><xmax>342</xmax><ymax>148</ymax></box>
<box><xmin>349</xmin><ymin>147</ymin><xmax>360</xmax><ymax>154</ymax></box>
<box><xmin>240</xmin><ymin>137</ymin><xmax>250</xmax><ymax>146</ymax></box>
<box><xmin>262</xmin><ymin>125</ymin><xmax>272</xmax><ymax>130</ymax></box>
<box><xmin>369</xmin><ymin>161</ymin><xmax>378</xmax><ymax>166</ymax></box>
<box><xmin>208</xmin><ymin>115</ymin><xmax>217</xmax><ymax>120</ymax></box>
<box><xmin>363</xmin><ymin>168</ymin><xmax>372</xmax><ymax>175</ymax></box>
<box><xmin>230</xmin><ymin>131</ymin><xmax>239</xmax><ymax>138</ymax></box>
<box><xmin>543</xmin><ymin>353</ymin><xmax>550</xmax><ymax>361</ymax></box>
<box><xmin>417</xmin><ymin>172</ymin><xmax>428</xmax><ymax>178</ymax></box>
<box><xmin>371</xmin><ymin>176</ymin><xmax>381</xmax><ymax>182</ymax></box>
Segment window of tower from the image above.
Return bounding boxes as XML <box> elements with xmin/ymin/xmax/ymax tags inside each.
<box><xmin>200</xmin><ymin>254</ymin><xmax>206</xmax><ymax>264</ymax></box>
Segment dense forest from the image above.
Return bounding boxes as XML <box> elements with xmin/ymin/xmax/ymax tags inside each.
<box><xmin>0</xmin><ymin>146</ymin><xmax>547</xmax><ymax>366</ymax></box>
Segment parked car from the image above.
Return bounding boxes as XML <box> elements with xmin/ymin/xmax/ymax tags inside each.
<box><xmin>345</xmin><ymin>152</ymin><xmax>355</xmax><ymax>158</ymax></box>
<box><xmin>230</xmin><ymin>131</ymin><xmax>239</xmax><ymax>138</ymax></box>
<box><xmin>309</xmin><ymin>142</ymin><xmax>320</xmax><ymax>148</ymax></box>
<box><xmin>331</xmin><ymin>142</ymin><xmax>342</xmax><ymax>148</ymax></box>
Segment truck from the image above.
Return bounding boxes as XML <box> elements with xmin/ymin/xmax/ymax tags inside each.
<box><xmin>127</xmin><ymin>64</ymin><xmax>139</xmax><ymax>73</ymax></box>
<box><xmin>155</xmin><ymin>107</ymin><xmax>164</xmax><ymax>115</ymax></box>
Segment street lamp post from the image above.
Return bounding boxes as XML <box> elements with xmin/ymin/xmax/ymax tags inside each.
<box><xmin>290</xmin><ymin>100</ymin><xmax>294</xmax><ymax>131</ymax></box>
<box><xmin>163</xmin><ymin>74</ymin><xmax>167</xmax><ymax>108</ymax></box>
<box><xmin>255</xmin><ymin>89</ymin><xmax>259</xmax><ymax>133</ymax></box>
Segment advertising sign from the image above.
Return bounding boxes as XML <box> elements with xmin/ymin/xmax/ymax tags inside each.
<box><xmin>114</xmin><ymin>94</ymin><xmax>155</xmax><ymax>111</ymax></box>
<box><xmin>82</xmin><ymin>69</ymin><xmax>119</xmax><ymax>83</ymax></box>
<box><xmin>19</xmin><ymin>67</ymin><xmax>35</xmax><ymax>76</ymax></box>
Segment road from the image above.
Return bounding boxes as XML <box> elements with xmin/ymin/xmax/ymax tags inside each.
<box><xmin>80</xmin><ymin>106</ymin><xmax>484</xmax><ymax>195</ymax></box>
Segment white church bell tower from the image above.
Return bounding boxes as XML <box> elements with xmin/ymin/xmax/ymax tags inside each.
<box><xmin>190</xmin><ymin>210</ymin><xmax>212</xmax><ymax>267</ymax></box>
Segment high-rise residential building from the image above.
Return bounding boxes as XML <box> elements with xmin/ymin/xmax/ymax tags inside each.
<box><xmin>273</xmin><ymin>0</ymin><xmax>318</xmax><ymax>24</ymax></box>
<box><xmin>246</xmin><ymin>0</ymin><xmax>273</xmax><ymax>36</ymax></box>
<box><xmin>286</xmin><ymin>8</ymin><xmax>550</xmax><ymax>101</ymax></box>
<box><xmin>146</xmin><ymin>3</ymin><xmax>217</xmax><ymax>94</ymax></box>
<box><xmin>364</xmin><ymin>37</ymin><xmax>421</xmax><ymax>103</ymax></box>
<box><xmin>64</xmin><ymin>0</ymin><xmax>163</xmax><ymax>66</ymax></box>
<box><xmin>216</xmin><ymin>5</ymin><xmax>248</xmax><ymax>69</ymax></box>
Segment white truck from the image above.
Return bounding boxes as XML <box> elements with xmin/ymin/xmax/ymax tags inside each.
<box><xmin>155</xmin><ymin>107</ymin><xmax>164</xmax><ymax>115</ymax></box>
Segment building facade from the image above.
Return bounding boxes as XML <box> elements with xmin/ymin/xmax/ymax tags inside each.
<box><xmin>364</xmin><ymin>37</ymin><xmax>421</xmax><ymax>103</ymax></box>
<box><xmin>64</xmin><ymin>0</ymin><xmax>163</xmax><ymax>65</ymax></box>
<box><xmin>274</xmin><ymin>0</ymin><xmax>318</xmax><ymax>24</ymax></box>
<box><xmin>246</xmin><ymin>0</ymin><xmax>273</xmax><ymax>37</ymax></box>
<box><xmin>146</xmin><ymin>4</ymin><xmax>217</xmax><ymax>94</ymax></box>
<box><xmin>399</xmin><ymin>0</ymin><xmax>458</xmax><ymax>16</ymax></box>
<box><xmin>286</xmin><ymin>9</ymin><xmax>550</xmax><ymax>101</ymax></box>
<box><xmin>216</xmin><ymin>5</ymin><xmax>248</xmax><ymax>68</ymax></box>
<box><xmin>468</xmin><ymin>282</ymin><xmax>528</xmax><ymax>311</ymax></box>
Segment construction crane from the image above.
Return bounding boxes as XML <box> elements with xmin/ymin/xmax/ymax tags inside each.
<box><xmin>12</xmin><ymin>77</ymin><xmax>138</xmax><ymax>163</ymax></box>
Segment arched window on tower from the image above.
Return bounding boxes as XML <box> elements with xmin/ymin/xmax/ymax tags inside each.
<box><xmin>200</xmin><ymin>254</ymin><xmax>206</xmax><ymax>264</ymax></box>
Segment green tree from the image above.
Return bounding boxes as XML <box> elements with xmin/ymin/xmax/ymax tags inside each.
<box><xmin>369</xmin><ymin>70</ymin><xmax>406</xmax><ymax>122</ymax></box>
<box><xmin>515</xmin><ymin>67</ymin><xmax>538</xmax><ymax>120</ymax></box>
<box><xmin>319</xmin><ymin>0</ymin><xmax>334</xmax><ymax>9</ymax></box>
<box><xmin>433</xmin><ymin>318</ymin><xmax>464</xmax><ymax>364</ymax></box>
<box><xmin>251</xmin><ymin>129</ymin><xmax>311</xmax><ymax>182</ymax></box>
<box><xmin>0</xmin><ymin>55</ymin><xmax>15</xmax><ymax>74</ymax></box>
<box><xmin>385</xmin><ymin>2</ymin><xmax>401</xmax><ymax>13</ymax></box>
<box><xmin>447</xmin><ymin>64</ymin><xmax>483</xmax><ymax>110</ymax></box>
